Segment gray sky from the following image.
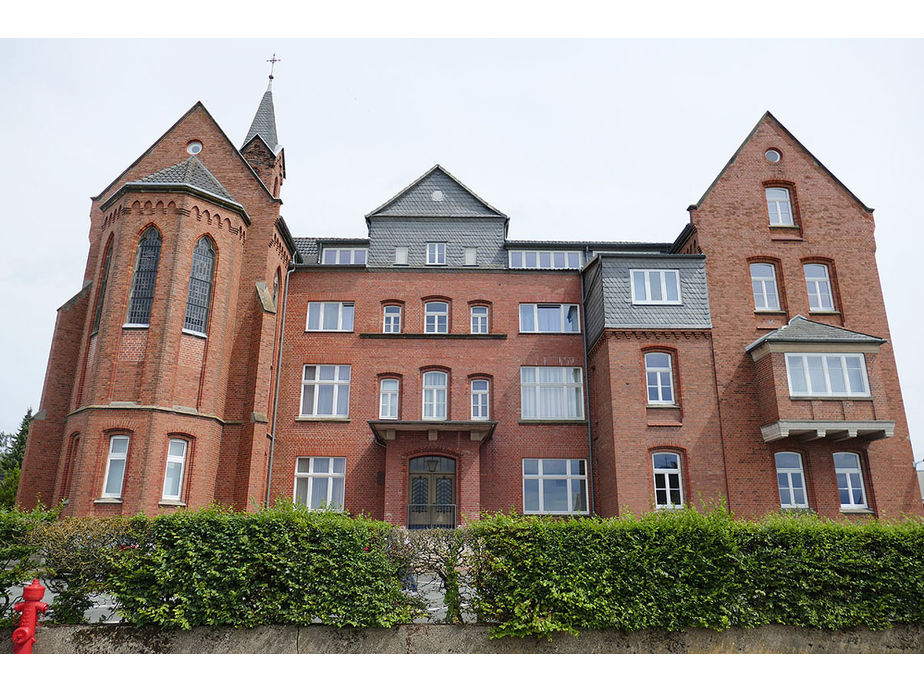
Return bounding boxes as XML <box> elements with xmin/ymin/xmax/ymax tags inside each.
<box><xmin>1</xmin><ymin>39</ymin><xmax>922</xmax><ymax>459</ymax></box>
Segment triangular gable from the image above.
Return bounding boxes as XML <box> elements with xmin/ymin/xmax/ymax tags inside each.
<box><xmin>366</xmin><ymin>165</ymin><xmax>508</xmax><ymax>219</ymax></box>
<box><xmin>133</xmin><ymin>156</ymin><xmax>239</xmax><ymax>205</ymax></box>
<box><xmin>92</xmin><ymin>101</ymin><xmax>275</xmax><ymax>203</ymax></box>
<box><xmin>690</xmin><ymin>111</ymin><xmax>873</xmax><ymax>213</ymax></box>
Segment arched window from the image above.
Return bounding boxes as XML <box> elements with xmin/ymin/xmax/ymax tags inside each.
<box><xmin>774</xmin><ymin>451</ymin><xmax>808</xmax><ymax>509</ymax></box>
<box><xmin>422</xmin><ymin>371</ymin><xmax>448</xmax><ymax>420</ymax></box>
<box><xmin>126</xmin><ymin>228</ymin><xmax>162</xmax><ymax>326</ymax></box>
<box><xmin>644</xmin><ymin>352</ymin><xmax>674</xmax><ymax>405</ymax></box>
<box><xmin>92</xmin><ymin>240</ymin><xmax>113</xmax><ymax>333</ymax></box>
<box><xmin>183</xmin><ymin>237</ymin><xmax>216</xmax><ymax>334</ymax></box>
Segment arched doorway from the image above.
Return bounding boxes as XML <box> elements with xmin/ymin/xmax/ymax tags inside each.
<box><xmin>408</xmin><ymin>456</ymin><xmax>456</xmax><ymax>529</ymax></box>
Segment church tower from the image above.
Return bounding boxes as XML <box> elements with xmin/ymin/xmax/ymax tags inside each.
<box><xmin>18</xmin><ymin>74</ymin><xmax>296</xmax><ymax>515</ymax></box>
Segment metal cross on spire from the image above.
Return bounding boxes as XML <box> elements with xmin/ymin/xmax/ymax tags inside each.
<box><xmin>267</xmin><ymin>53</ymin><xmax>281</xmax><ymax>80</ymax></box>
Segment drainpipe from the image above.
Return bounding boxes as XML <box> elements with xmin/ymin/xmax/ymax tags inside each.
<box><xmin>580</xmin><ymin>262</ymin><xmax>596</xmax><ymax>516</ymax></box>
<box><xmin>266</xmin><ymin>260</ymin><xmax>297</xmax><ymax>507</ymax></box>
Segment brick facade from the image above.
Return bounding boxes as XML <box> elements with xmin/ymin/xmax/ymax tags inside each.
<box><xmin>16</xmin><ymin>93</ymin><xmax>921</xmax><ymax>522</ymax></box>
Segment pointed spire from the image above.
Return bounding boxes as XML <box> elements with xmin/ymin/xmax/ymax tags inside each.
<box><xmin>243</xmin><ymin>57</ymin><xmax>280</xmax><ymax>152</ymax></box>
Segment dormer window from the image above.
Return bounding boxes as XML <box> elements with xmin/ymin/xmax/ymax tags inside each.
<box><xmin>509</xmin><ymin>250</ymin><xmax>581</xmax><ymax>270</ymax></box>
<box><xmin>630</xmin><ymin>269</ymin><xmax>681</xmax><ymax>305</ymax></box>
<box><xmin>321</xmin><ymin>247</ymin><xmax>367</xmax><ymax>265</ymax></box>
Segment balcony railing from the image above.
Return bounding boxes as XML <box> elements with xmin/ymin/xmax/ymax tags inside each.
<box><xmin>407</xmin><ymin>504</ymin><xmax>457</xmax><ymax>530</ymax></box>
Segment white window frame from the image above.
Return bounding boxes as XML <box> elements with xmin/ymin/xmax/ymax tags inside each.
<box><xmin>834</xmin><ymin>452</ymin><xmax>868</xmax><ymax>510</ymax></box>
<box><xmin>422</xmin><ymin>371</ymin><xmax>448</xmax><ymax>420</ymax></box>
<box><xmin>774</xmin><ymin>451</ymin><xmax>809</xmax><ymax>509</ymax></box>
<box><xmin>518</xmin><ymin>304</ymin><xmax>580</xmax><ymax>334</ymax></box>
<box><xmin>522</xmin><ymin>458</ymin><xmax>589</xmax><ymax>515</ymax></box>
<box><xmin>804</xmin><ymin>263</ymin><xmax>835</xmax><ymax>312</ymax></box>
<box><xmin>508</xmin><ymin>250</ymin><xmax>582</xmax><ymax>270</ymax></box>
<box><xmin>470</xmin><ymin>305</ymin><xmax>489</xmax><ymax>334</ymax></box>
<box><xmin>520</xmin><ymin>366</ymin><xmax>584</xmax><ymax>420</ymax></box>
<box><xmin>161</xmin><ymin>438</ymin><xmax>188</xmax><ymax>501</ymax></box>
<box><xmin>652</xmin><ymin>451</ymin><xmax>684</xmax><ymax>509</ymax></box>
<box><xmin>630</xmin><ymin>269</ymin><xmax>682</xmax><ymax>305</ymax></box>
<box><xmin>644</xmin><ymin>352</ymin><xmax>675</xmax><ymax>405</ymax></box>
<box><xmin>424</xmin><ymin>301</ymin><xmax>449</xmax><ymax>334</ymax></box>
<box><xmin>306</xmin><ymin>302</ymin><xmax>354</xmax><ymax>332</ymax></box>
<box><xmin>383</xmin><ymin>305</ymin><xmax>402</xmax><ymax>333</ymax></box>
<box><xmin>464</xmin><ymin>247</ymin><xmax>477</xmax><ymax>266</ymax></box>
<box><xmin>471</xmin><ymin>379</ymin><xmax>490</xmax><ymax>420</ymax></box>
<box><xmin>293</xmin><ymin>457</ymin><xmax>346</xmax><ymax>510</ymax></box>
<box><xmin>426</xmin><ymin>243</ymin><xmax>446</xmax><ymax>266</ymax></box>
<box><xmin>750</xmin><ymin>262</ymin><xmax>781</xmax><ymax>312</ymax></box>
<box><xmin>321</xmin><ymin>247</ymin><xmax>367</xmax><ymax>265</ymax></box>
<box><xmin>102</xmin><ymin>435</ymin><xmax>129</xmax><ymax>498</ymax></box>
<box><xmin>785</xmin><ymin>353</ymin><xmax>870</xmax><ymax>398</ymax></box>
<box><xmin>379</xmin><ymin>378</ymin><xmax>399</xmax><ymax>420</ymax></box>
<box><xmin>765</xmin><ymin>187</ymin><xmax>795</xmax><ymax>227</ymax></box>
<box><xmin>300</xmin><ymin>365</ymin><xmax>351</xmax><ymax>418</ymax></box>
<box><xmin>394</xmin><ymin>247</ymin><xmax>409</xmax><ymax>265</ymax></box>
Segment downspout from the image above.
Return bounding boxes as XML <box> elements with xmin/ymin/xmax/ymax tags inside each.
<box><xmin>266</xmin><ymin>259</ymin><xmax>297</xmax><ymax>507</ymax></box>
<box><xmin>580</xmin><ymin>264</ymin><xmax>596</xmax><ymax>516</ymax></box>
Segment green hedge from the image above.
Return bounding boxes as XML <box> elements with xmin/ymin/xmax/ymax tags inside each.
<box><xmin>107</xmin><ymin>506</ymin><xmax>418</xmax><ymax>629</ymax></box>
<box><xmin>0</xmin><ymin>507</ymin><xmax>57</xmax><ymax>625</ymax></box>
<box><xmin>467</xmin><ymin>510</ymin><xmax>924</xmax><ymax>637</ymax></box>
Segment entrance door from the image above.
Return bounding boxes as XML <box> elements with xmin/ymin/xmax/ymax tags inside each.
<box><xmin>408</xmin><ymin>456</ymin><xmax>456</xmax><ymax>529</ymax></box>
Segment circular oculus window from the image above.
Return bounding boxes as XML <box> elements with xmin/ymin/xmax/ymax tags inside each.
<box><xmin>187</xmin><ymin>140</ymin><xmax>203</xmax><ymax>155</ymax></box>
<box><xmin>765</xmin><ymin>148</ymin><xmax>781</xmax><ymax>163</ymax></box>
<box><xmin>431</xmin><ymin>190</ymin><xmax>444</xmax><ymax>202</ymax></box>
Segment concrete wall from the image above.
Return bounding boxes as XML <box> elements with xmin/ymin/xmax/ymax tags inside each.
<box><xmin>3</xmin><ymin>624</ymin><xmax>922</xmax><ymax>654</ymax></box>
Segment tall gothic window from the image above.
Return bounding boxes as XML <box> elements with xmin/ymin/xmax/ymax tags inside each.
<box><xmin>183</xmin><ymin>237</ymin><xmax>216</xmax><ymax>334</ymax></box>
<box><xmin>92</xmin><ymin>240</ymin><xmax>113</xmax><ymax>332</ymax></box>
<box><xmin>126</xmin><ymin>228</ymin><xmax>162</xmax><ymax>326</ymax></box>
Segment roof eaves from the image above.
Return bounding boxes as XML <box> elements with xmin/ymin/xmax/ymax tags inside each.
<box><xmin>274</xmin><ymin>216</ymin><xmax>298</xmax><ymax>259</ymax></box>
<box><xmin>99</xmin><ymin>182</ymin><xmax>252</xmax><ymax>225</ymax></box>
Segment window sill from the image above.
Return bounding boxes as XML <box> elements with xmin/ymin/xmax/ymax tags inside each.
<box><xmin>840</xmin><ymin>507</ymin><xmax>874</xmax><ymax>515</ymax></box>
<box><xmin>305</xmin><ymin>330</ymin><xmax>354</xmax><ymax>334</ymax></box>
<box><xmin>94</xmin><ymin>497</ymin><xmax>123</xmax><ymax>505</ymax></box>
<box><xmin>769</xmin><ymin>224</ymin><xmax>800</xmax><ymax>230</ymax></box>
<box><xmin>519</xmin><ymin>419</ymin><xmax>587</xmax><ymax>425</ymax></box>
<box><xmin>158</xmin><ymin>499</ymin><xmax>187</xmax><ymax>507</ymax></box>
<box><xmin>523</xmin><ymin>511</ymin><xmax>590</xmax><ymax>516</ymax></box>
<box><xmin>181</xmin><ymin>329</ymin><xmax>207</xmax><ymax>339</ymax></box>
<box><xmin>646</xmin><ymin>403</ymin><xmax>679</xmax><ymax>409</ymax></box>
<box><xmin>359</xmin><ymin>333</ymin><xmax>507</xmax><ymax>340</ymax></box>
<box><xmin>754</xmin><ymin>310</ymin><xmax>787</xmax><ymax>316</ymax></box>
<box><xmin>121</xmin><ymin>324</ymin><xmax>149</xmax><ymax>330</ymax></box>
<box><xmin>789</xmin><ymin>396</ymin><xmax>872</xmax><ymax>401</ymax></box>
<box><xmin>808</xmin><ymin>310</ymin><xmax>840</xmax><ymax>316</ymax></box>
<box><xmin>518</xmin><ymin>332</ymin><xmax>582</xmax><ymax>336</ymax></box>
<box><xmin>295</xmin><ymin>417</ymin><xmax>351</xmax><ymax>423</ymax></box>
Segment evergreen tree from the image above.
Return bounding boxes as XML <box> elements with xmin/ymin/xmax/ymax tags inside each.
<box><xmin>0</xmin><ymin>408</ymin><xmax>32</xmax><ymax>509</ymax></box>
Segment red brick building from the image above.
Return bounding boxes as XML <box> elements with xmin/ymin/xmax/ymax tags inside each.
<box><xmin>16</xmin><ymin>82</ymin><xmax>922</xmax><ymax>522</ymax></box>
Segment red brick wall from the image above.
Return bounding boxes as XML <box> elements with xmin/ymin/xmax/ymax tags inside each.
<box><xmin>270</xmin><ymin>269</ymin><xmax>590</xmax><ymax>522</ymax></box>
<box><xmin>689</xmin><ymin>116</ymin><xmax>920</xmax><ymax>518</ymax></box>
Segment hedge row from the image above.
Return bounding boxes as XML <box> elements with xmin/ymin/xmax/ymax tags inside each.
<box><xmin>467</xmin><ymin>511</ymin><xmax>924</xmax><ymax>637</ymax></box>
<box><xmin>2</xmin><ymin>507</ymin><xmax>922</xmax><ymax>636</ymax></box>
<box><xmin>0</xmin><ymin>508</ymin><xmax>57</xmax><ymax>625</ymax></box>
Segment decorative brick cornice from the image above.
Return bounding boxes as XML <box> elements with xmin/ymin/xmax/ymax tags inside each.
<box><xmin>606</xmin><ymin>329</ymin><xmax>712</xmax><ymax>342</ymax></box>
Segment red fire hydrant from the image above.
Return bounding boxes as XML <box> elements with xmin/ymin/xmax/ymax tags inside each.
<box><xmin>12</xmin><ymin>579</ymin><xmax>49</xmax><ymax>654</ymax></box>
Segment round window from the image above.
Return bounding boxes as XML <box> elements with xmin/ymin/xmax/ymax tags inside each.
<box><xmin>431</xmin><ymin>190</ymin><xmax>444</xmax><ymax>202</ymax></box>
<box><xmin>765</xmin><ymin>148</ymin><xmax>781</xmax><ymax>163</ymax></box>
<box><xmin>187</xmin><ymin>140</ymin><xmax>203</xmax><ymax>155</ymax></box>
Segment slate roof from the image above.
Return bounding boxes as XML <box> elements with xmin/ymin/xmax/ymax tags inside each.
<box><xmin>131</xmin><ymin>156</ymin><xmax>239</xmax><ymax>205</ymax></box>
<box><xmin>243</xmin><ymin>82</ymin><xmax>279</xmax><ymax>152</ymax></box>
<box><xmin>746</xmin><ymin>316</ymin><xmax>885</xmax><ymax>352</ymax></box>
<box><xmin>366</xmin><ymin>165</ymin><xmax>507</xmax><ymax>219</ymax></box>
<box><xmin>294</xmin><ymin>237</ymin><xmax>369</xmax><ymax>265</ymax></box>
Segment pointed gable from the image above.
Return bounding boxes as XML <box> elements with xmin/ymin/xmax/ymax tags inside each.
<box><xmin>132</xmin><ymin>156</ymin><xmax>239</xmax><ymax>204</ymax></box>
<box><xmin>690</xmin><ymin>112</ymin><xmax>873</xmax><ymax>213</ymax></box>
<box><xmin>367</xmin><ymin>165</ymin><xmax>507</xmax><ymax>219</ymax></box>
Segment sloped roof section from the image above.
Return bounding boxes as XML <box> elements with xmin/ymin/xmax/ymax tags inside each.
<box><xmin>367</xmin><ymin>165</ymin><xmax>507</xmax><ymax>219</ymax></box>
<box><xmin>691</xmin><ymin>111</ymin><xmax>873</xmax><ymax>213</ymax></box>
<box><xmin>243</xmin><ymin>82</ymin><xmax>279</xmax><ymax>153</ymax></box>
<box><xmin>746</xmin><ymin>315</ymin><xmax>885</xmax><ymax>352</ymax></box>
<box><xmin>133</xmin><ymin>156</ymin><xmax>239</xmax><ymax>205</ymax></box>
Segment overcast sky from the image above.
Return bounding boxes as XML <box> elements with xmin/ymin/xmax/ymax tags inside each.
<box><xmin>1</xmin><ymin>38</ymin><xmax>921</xmax><ymax>459</ymax></box>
